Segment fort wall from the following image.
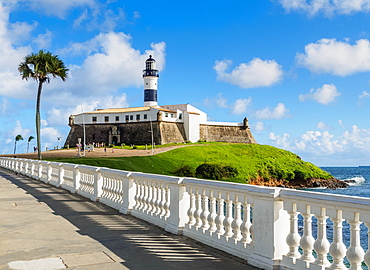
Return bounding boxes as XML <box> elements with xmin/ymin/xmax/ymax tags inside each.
<box><xmin>65</xmin><ymin>121</ymin><xmax>256</xmax><ymax>147</ymax></box>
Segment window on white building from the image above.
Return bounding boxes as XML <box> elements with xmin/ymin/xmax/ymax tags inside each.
<box><xmin>136</xmin><ymin>114</ymin><xmax>140</xmax><ymax>120</ymax></box>
<box><xmin>130</xmin><ymin>115</ymin><xmax>133</xmax><ymax>120</ymax></box>
<box><xmin>115</xmin><ymin>116</ymin><xmax>119</xmax><ymax>121</ymax></box>
<box><xmin>144</xmin><ymin>114</ymin><xmax>147</xmax><ymax>120</ymax></box>
<box><xmin>92</xmin><ymin>116</ymin><xmax>97</xmax><ymax>122</ymax></box>
<box><xmin>125</xmin><ymin>115</ymin><xmax>129</xmax><ymax>121</ymax></box>
<box><xmin>104</xmin><ymin>116</ymin><xmax>109</xmax><ymax>122</ymax></box>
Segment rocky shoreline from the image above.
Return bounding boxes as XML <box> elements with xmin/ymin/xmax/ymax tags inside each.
<box><xmin>249</xmin><ymin>177</ymin><xmax>349</xmax><ymax>189</ymax></box>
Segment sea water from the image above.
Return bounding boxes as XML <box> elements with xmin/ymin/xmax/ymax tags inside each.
<box><xmin>302</xmin><ymin>167</ymin><xmax>370</xmax><ymax>268</ymax></box>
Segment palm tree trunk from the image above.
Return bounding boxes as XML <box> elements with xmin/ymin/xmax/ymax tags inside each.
<box><xmin>14</xmin><ymin>141</ymin><xmax>16</xmax><ymax>155</ymax></box>
<box><xmin>27</xmin><ymin>142</ymin><xmax>29</xmax><ymax>153</ymax></box>
<box><xmin>36</xmin><ymin>81</ymin><xmax>43</xmax><ymax>160</ymax></box>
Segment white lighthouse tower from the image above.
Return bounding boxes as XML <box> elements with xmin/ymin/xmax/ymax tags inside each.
<box><xmin>143</xmin><ymin>55</ymin><xmax>159</xmax><ymax>107</ymax></box>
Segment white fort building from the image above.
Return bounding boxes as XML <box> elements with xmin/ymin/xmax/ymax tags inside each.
<box><xmin>65</xmin><ymin>56</ymin><xmax>256</xmax><ymax>146</ymax></box>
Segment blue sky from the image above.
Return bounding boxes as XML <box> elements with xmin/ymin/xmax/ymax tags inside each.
<box><xmin>2</xmin><ymin>0</ymin><xmax>370</xmax><ymax>166</ymax></box>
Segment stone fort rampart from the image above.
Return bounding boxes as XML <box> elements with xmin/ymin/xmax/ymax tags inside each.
<box><xmin>64</xmin><ymin>120</ymin><xmax>256</xmax><ymax>147</ymax></box>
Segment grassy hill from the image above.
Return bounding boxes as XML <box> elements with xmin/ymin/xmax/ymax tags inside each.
<box><xmin>45</xmin><ymin>143</ymin><xmax>334</xmax><ymax>185</ymax></box>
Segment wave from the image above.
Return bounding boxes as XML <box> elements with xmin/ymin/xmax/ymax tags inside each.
<box><xmin>343</xmin><ymin>176</ymin><xmax>365</xmax><ymax>185</ymax></box>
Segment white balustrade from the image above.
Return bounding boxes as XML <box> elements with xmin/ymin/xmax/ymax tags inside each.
<box><xmin>3</xmin><ymin>157</ymin><xmax>370</xmax><ymax>270</ymax></box>
<box><xmin>77</xmin><ymin>165</ymin><xmax>96</xmax><ymax>200</ymax></box>
<box><xmin>49</xmin><ymin>163</ymin><xmax>60</xmax><ymax>187</ymax></box>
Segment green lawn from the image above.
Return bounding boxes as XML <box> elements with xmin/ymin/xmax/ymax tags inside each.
<box><xmin>46</xmin><ymin>143</ymin><xmax>332</xmax><ymax>184</ymax></box>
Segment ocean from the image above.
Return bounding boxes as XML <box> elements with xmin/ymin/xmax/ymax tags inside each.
<box><xmin>313</xmin><ymin>167</ymin><xmax>370</xmax><ymax>198</ymax></box>
<box><xmin>301</xmin><ymin>167</ymin><xmax>370</xmax><ymax>268</ymax></box>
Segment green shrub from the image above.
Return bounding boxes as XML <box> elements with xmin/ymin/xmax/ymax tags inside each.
<box><xmin>294</xmin><ymin>170</ymin><xmax>306</xmax><ymax>181</ymax></box>
<box><xmin>195</xmin><ymin>164</ymin><xmax>239</xmax><ymax>180</ymax></box>
<box><xmin>222</xmin><ymin>166</ymin><xmax>239</xmax><ymax>178</ymax></box>
<box><xmin>173</xmin><ymin>165</ymin><xmax>195</xmax><ymax>177</ymax></box>
<box><xmin>195</xmin><ymin>163</ymin><xmax>223</xmax><ymax>180</ymax></box>
<box><xmin>197</xmin><ymin>138</ymin><xmax>207</xmax><ymax>143</ymax></box>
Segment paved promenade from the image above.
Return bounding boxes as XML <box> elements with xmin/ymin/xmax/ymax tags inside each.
<box><xmin>0</xmin><ymin>168</ymin><xmax>259</xmax><ymax>270</ymax></box>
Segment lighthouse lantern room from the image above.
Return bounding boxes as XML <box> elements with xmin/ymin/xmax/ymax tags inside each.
<box><xmin>143</xmin><ymin>55</ymin><xmax>159</xmax><ymax>107</ymax></box>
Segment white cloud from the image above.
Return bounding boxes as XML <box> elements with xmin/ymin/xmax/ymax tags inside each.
<box><xmin>278</xmin><ymin>0</ymin><xmax>370</xmax><ymax>16</ymax></box>
<box><xmin>46</xmin><ymin>93</ymin><xmax>129</xmax><ymax>126</ymax></box>
<box><xmin>255</xmin><ymin>103</ymin><xmax>289</xmax><ymax>119</ymax></box>
<box><xmin>297</xmin><ymin>39</ymin><xmax>370</xmax><ymax>76</ymax></box>
<box><xmin>214</xmin><ymin>58</ymin><xmax>283</xmax><ymax>88</ymax></box>
<box><xmin>299</xmin><ymin>84</ymin><xmax>340</xmax><ymax>104</ymax></box>
<box><xmin>231</xmin><ymin>98</ymin><xmax>252</xmax><ymax>115</ymax></box>
<box><xmin>270</xmin><ymin>125</ymin><xmax>370</xmax><ymax>163</ymax></box>
<box><xmin>23</xmin><ymin>0</ymin><xmax>95</xmax><ymax>18</ymax></box>
<box><xmin>338</xmin><ymin>120</ymin><xmax>345</xmax><ymax>128</ymax></box>
<box><xmin>359</xmin><ymin>90</ymin><xmax>370</xmax><ymax>99</ymax></box>
<box><xmin>269</xmin><ymin>132</ymin><xmax>291</xmax><ymax>149</ymax></box>
<box><xmin>317</xmin><ymin>121</ymin><xmax>331</xmax><ymax>130</ymax></box>
<box><xmin>33</xmin><ymin>30</ymin><xmax>53</xmax><ymax>49</ymax></box>
<box><xmin>54</xmin><ymin>33</ymin><xmax>166</xmax><ymax>99</ymax></box>
<box><xmin>41</xmin><ymin>126</ymin><xmax>62</xmax><ymax>143</ymax></box>
<box><xmin>254</xmin><ymin>121</ymin><xmax>265</xmax><ymax>132</ymax></box>
<box><xmin>12</xmin><ymin>120</ymin><xmax>30</xmax><ymax>138</ymax></box>
<box><xmin>204</xmin><ymin>93</ymin><xmax>228</xmax><ymax>109</ymax></box>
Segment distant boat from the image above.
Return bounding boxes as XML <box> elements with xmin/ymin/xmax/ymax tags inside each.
<box><xmin>359</xmin><ymin>166</ymin><xmax>370</xmax><ymax>168</ymax></box>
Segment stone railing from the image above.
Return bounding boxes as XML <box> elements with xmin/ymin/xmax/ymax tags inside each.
<box><xmin>1</xmin><ymin>157</ymin><xmax>370</xmax><ymax>270</ymax></box>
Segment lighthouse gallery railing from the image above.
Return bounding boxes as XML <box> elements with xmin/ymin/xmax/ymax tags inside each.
<box><xmin>2</xmin><ymin>157</ymin><xmax>370</xmax><ymax>270</ymax></box>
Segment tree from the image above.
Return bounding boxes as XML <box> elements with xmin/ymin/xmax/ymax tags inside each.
<box><xmin>18</xmin><ymin>50</ymin><xmax>68</xmax><ymax>160</ymax></box>
<box><xmin>14</xmin><ymin>134</ymin><xmax>23</xmax><ymax>154</ymax></box>
<box><xmin>27</xmin><ymin>136</ymin><xmax>35</xmax><ymax>153</ymax></box>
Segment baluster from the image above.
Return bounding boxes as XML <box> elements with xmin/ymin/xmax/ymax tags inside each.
<box><xmin>313</xmin><ymin>207</ymin><xmax>331</xmax><ymax>267</ymax></box>
<box><xmin>159</xmin><ymin>184</ymin><xmax>166</xmax><ymax>217</ymax></box>
<box><xmin>300</xmin><ymin>205</ymin><xmax>315</xmax><ymax>263</ymax></box>
<box><xmin>223</xmin><ymin>193</ymin><xmax>233</xmax><ymax>239</ymax></box>
<box><xmin>346</xmin><ymin>213</ymin><xmax>365</xmax><ymax>270</ymax></box>
<box><xmin>136</xmin><ymin>181</ymin><xmax>143</xmax><ymax>210</ymax></box>
<box><xmin>139</xmin><ymin>181</ymin><xmax>145</xmax><ymax>210</ymax></box>
<box><xmin>164</xmin><ymin>185</ymin><xmax>170</xmax><ymax>218</ymax></box>
<box><xmin>200</xmin><ymin>189</ymin><xmax>210</xmax><ymax>231</ymax></box>
<box><xmin>114</xmin><ymin>177</ymin><xmax>119</xmax><ymax>202</ymax></box>
<box><xmin>109</xmin><ymin>176</ymin><xmax>114</xmax><ymax>201</ymax></box>
<box><xmin>142</xmin><ymin>182</ymin><xmax>149</xmax><ymax>212</ymax></box>
<box><xmin>215</xmin><ymin>192</ymin><xmax>225</xmax><ymax>236</ymax></box>
<box><xmin>286</xmin><ymin>203</ymin><xmax>301</xmax><ymax>258</ymax></box>
<box><xmin>145</xmin><ymin>182</ymin><xmax>152</xmax><ymax>214</ymax></box>
<box><xmin>118</xmin><ymin>177</ymin><xmax>123</xmax><ymax>202</ymax></box>
<box><xmin>194</xmin><ymin>189</ymin><xmax>202</xmax><ymax>228</ymax></box>
<box><xmin>149</xmin><ymin>183</ymin><xmax>157</xmax><ymax>215</ymax></box>
<box><xmin>134</xmin><ymin>181</ymin><xmax>140</xmax><ymax>209</ymax></box>
<box><xmin>363</xmin><ymin>222</ymin><xmax>370</xmax><ymax>267</ymax></box>
<box><xmin>154</xmin><ymin>183</ymin><xmax>161</xmax><ymax>216</ymax></box>
<box><xmin>232</xmin><ymin>194</ymin><xmax>243</xmax><ymax>242</ymax></box>
<box><xmin>329</xmin><ymin>210</ymin><xmax>347</xmax><ymax>270</ymax></box>
<box><xmin>241</xmin><ymin>196</ymin><xmax>252</xmax><ymax>244</ymax></box>
<box><xmin>115</xmin><ymin>177</ymin><xmax>121</xmax><ymax>203</ymax></box>
<box><xmin>159</xmin><ymin>184</ymin><xmax>166</xmax><ymax>216</ymax></box>
<box><xmin>187</xmin><ymin>187</ymin><xmax>196</xmax><ymax>227</ymax></box>
<box><xmin>207</xmin><ymin>190</ymin><xmax>217</xmax><ymax>233</ymax></box>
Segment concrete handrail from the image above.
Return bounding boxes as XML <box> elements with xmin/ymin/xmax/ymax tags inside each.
<box><xmin>1</xmin><ymin>157</ymin><xmax>370</xmax><ymax>270</ymax></box>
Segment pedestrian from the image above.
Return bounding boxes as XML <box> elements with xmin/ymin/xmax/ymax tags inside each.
<box><xmin>104</xmin><ymin>147</ymin><xmax>106</xmax><ymax>153</ymax></box>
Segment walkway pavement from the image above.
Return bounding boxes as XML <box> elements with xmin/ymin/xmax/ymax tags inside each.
<box><xmin>0</xmin><ymin>168</ymin><xmax>260</xmax><ymax>270</ymax></box>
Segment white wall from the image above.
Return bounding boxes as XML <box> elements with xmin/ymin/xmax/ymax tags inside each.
<box><xmin>73</xmin><ymin>108</ymin><xmax>158</xmax><ymax>125</ymax></box>
<box><xmin>184</xmin><ymin>112</ymin><xmax>200</xmax><ymax>142</ymax></box>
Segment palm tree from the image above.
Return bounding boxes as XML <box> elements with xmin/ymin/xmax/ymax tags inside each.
<box><xmin>27</xmin><ymin>135</ymin><xmax>35</xmax><ymax>153</ymax></box>
<box><xmin>14</xmin><ymin>134</ymin><xmax>23</xmax><ymax>154</ymax></box>
<box><xmin>18</xmin><ymin>50</ymin><xmax>68</xmax><ymax>160</ymax></box>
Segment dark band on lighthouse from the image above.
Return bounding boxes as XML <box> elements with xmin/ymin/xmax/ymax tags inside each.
<box><xmin>143</xmin><ymin>55</ymin><xmax>159</xmax><ymax>107</ymax></box>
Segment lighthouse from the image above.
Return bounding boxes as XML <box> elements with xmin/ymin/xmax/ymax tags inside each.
<box><xmin>143</xmin><ymin>55</ymin><xmax>159</xmax><ymax>107</ymax></box>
